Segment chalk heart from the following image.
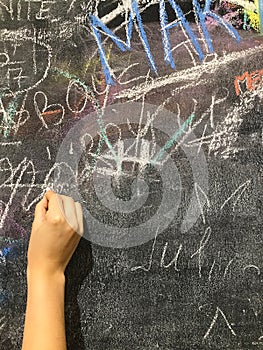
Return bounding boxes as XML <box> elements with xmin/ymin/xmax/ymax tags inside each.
<box><xmin>34</xmin><ymin>91</ymin><xmax>64</xmax><ymax>129</ymax></box>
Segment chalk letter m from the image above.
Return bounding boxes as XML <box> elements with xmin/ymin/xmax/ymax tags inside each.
<box><xmin>89</xmin><ymin>0</ymin><xmax>156</xmax><ymax>85</ymax></box>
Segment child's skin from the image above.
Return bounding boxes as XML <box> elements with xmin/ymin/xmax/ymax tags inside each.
<box><xmin>22</xmin><ymin>190</ymin><xmax>83</xmax><ymax>350</ymax></box>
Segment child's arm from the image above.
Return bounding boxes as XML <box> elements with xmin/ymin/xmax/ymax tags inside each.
<box><xmin>22</xmin><ymin>190</ymin><xmax>83</xmax><ymax>350</ymax></box>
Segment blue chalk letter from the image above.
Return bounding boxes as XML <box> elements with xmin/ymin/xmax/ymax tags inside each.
<box><xmin>160</xmin><ymin>0</ymin><xmax>205</xmax><ymax>65</ymax></box>
<box><xmin>89</xmin><ymin>0</ymin><xmax>156</xmax><ymax>85</ymax></box>
<box><xmin>194</xmin><ymin>0</ymin><xmax>241</xmax><ymax>50</ymax></box>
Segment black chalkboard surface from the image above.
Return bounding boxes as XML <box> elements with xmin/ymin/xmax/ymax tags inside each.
<box><xmin>0</xmin><ymin>1</ymin><xmax>262</xmax><ymax>349</ymax></box>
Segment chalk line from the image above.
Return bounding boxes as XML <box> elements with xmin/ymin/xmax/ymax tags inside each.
<box><xmin>117</xmin><ymin>45</ymin><xmax>263</xmax><ymax>100</ymax></box>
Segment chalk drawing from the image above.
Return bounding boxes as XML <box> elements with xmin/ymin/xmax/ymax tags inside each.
<box><xmin>243</xmin><ymin>264</ymin><xmax>261</xmax><ymax>275</ymax></box>
<box><xmin>252</xmin><ymin>335</ymin><xmax>263</xmax><ymax>346</ymax></box>
<box><xmin>160</xmin><ymin>241</ymin><xmax>183</xmax><ymax>271</ymax></box>
<box><xmin>194</xmin><ymin>183</ymin><xmax>211</xmax><ymax>225</ymax></box>
<box><xmin>191</xmin><ymin>226</ymin><xmax>212</xmax><ymax>278</ymax></box>
<box><xmin>0</xmin><ymin>0</ymin><xmax>55</xmax><ymax>21</ymax></box>
<box><xmin>0</xmin><ymin>141</ymin><xmax>21</xmax><ymax>146</ymax></box>
<box><xmin>203</xmin><ymin>306</ymin><xmax>236</xmax><ymax>339</ymax></box>
<box><xmin>34</xmin><ymin>91</ymin><xmax>65</xmax><ymax>129</ymax></box>
<box><xmin>0</xmin><ymin>93</ymin><xmax>20</xmax><ymax>137</ymax></box>
<box><xmin>0</xmin><ymin>91</ymin><xmax>31</xmax><ymax>137</ymax></box>
<box><xmin>53</xmin><ymin>67</ymin><xmax>121</xmax><ymax>171</ymax></box>
<box><xmin>131</xmin><ymin>227</ymin><xmax>159</xmax><ymax>272</ymax></box>
<box><xmin>130</xmin><ymin>231</ymin><xmax>257</xmax><ymax>281</ymax></box>
<box><xmin>0</xmin><ymin>157</ymin><xmax>78</xmax><ymax>229</ymax></box>
<box><xmin>46</xmin><ymin>146</ymin><xmax>51</xmax><ymax>160</ymax></box>
<box><xmin>89</xmin><ymin>0</ymin><xmax>157</xmax><ymax>85</ymax></box>
<box><xmin>88</xmin><ymin>0</ymin><xmax>241</xmax><ymax>85</ymax></box>
<box><xmin>0</xmin><ymin>157</ymin><xmax>36</xmax><ymax>229</ymax></box>
<box><xmin>0</xmin><ymin>315</ymin><xmax>5</xmax><ymax>330</ymax></box>
<box><xmin>55</xmin><ymin>101</ymin><xmax>209</xmax><ymax>248</ymax></box>
<box><xmin>0</xmin><ymin>37</ymin><xmax>52</xmax><ymax>97</ymax></box>
<box><xmin>12</xmin><ymin>92</ymin><xmax>30</xmax><ymax>135</ymax></box>
<box><xmin>224</xmin><ymin>0</ymin><xmax>261</xmax><ymax>31</ymax></box>
<box><xmin>118</xmin><ymin>45</ymin><xmax>263</xmax><ymax>100</ymax></box>
<box><xmin>220</xmin><ymin>179</ymin><xmax>251</xmax><ymax>211</ymax></box>
<box><xmin>151</xmin><ymin>113</ymin><xmax>195</xmax><ymax>164</ymax></box>
<box><xmin>208</xmin><ymin>259</ymin><xmax>216</xmax><ymax>281</ymax></box>
<box><xmin>186</xmin><ymin>83</ymin><xmax>263</xmax><ymax>159</ymax></box>
<box><xmin>223</xmin><ymin>258</ymin><xmax>235</xmax><ymax>279</ymax></box>
<box><xmin>234</xmin><ymin>67</ymin><xmax>263</xmax><ymax>96</ymax></box>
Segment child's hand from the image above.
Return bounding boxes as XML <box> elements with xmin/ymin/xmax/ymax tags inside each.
<box><xmin>27</xmin><ymin>190</ymin><xmax>83</xmax><ymax>279</ymax></box>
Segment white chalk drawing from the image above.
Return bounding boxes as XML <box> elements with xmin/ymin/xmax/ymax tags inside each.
<box><xmin>0</xmin><ymin>315</ymin><xmax>6</xmax><ymax>331</ymax></box>
<box><xmin>203</xmin><ymin>306</ymin><xmax>236</xmax><ymax>339</ymax></box>
<box><xmin>0</xmin><ymin>157</ymin><xmax>75</xmax><ymax>229</ymax></box>
<box><xmin>186</xmin><ymin>83</ymin><xmax>263</xmax><ymax>159</ymax></box>
<box><xmin>0</xmin><ymin>36</ymin><xmax>52</xmax><ymax>97</ymax></box>
<box><xmin>34</xmin><ymin>91</ymin><xmax>65</xmax><ymax>128</ymax></box>
<box><xmin>54</xmin><ymin>101</ymin><xmax>209</xmax><ymax>248</ymax></box>
<box><xmin>220</xmin><ymin>179</ymin><xmax>251</xmax><ymax>211</ymax></box>
<box><xmin>117</xmin><ymin>45</ymin><xmax>263</xmax><ymax>100</ymax></box>
<box><xmin>131</xmin><ymin>226</ymin><xmax>159</xmax><ymax>271</ymax></box>
<box><xmin>191</xmin><ymin>226</ymin><xmax>212</xmax><ymax>278</ymax></box>
<box><xmin>160</xmin><ymin>241</ymin><xmax>183</xmax><ymax>271</ymax></box>
<box><xmin>0</xmin><ymin>2</ymin><xmax>261</xmax><ymax>347</ymax></box>
<box><xmin>0</xmin><ymin>90</ymin><xmax>31</xmax><ymax>137</ymax></box>
<box><xmin>0</xmin><ymin>0</ymin><xmax>55</xmax><ymax>21</ymax></box>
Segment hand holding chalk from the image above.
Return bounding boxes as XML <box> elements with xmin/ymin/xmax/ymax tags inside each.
<box><xmin>27</xmin><ymin>190</ymin><xmax>83</xmax><ymax>279</ymax></box>
<box><xmin>22</xmin><ymin>190</ymin><xmax>83</xmax><ymax>350</ymax></box>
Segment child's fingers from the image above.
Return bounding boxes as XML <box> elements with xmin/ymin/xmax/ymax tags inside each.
<box><xmin>43</xmin><ymin>191</ymin><xmax>83</xmax><ymax>236</ymax></box>
<box><xmin>60</xmin><ymin>194</ymin><xmax>78</xmax><ymax>232</ymax></box>
<box><xmin>45</xmin><ymin>190</ymin><xmax>64</xmax><ymax>218</ymax></box>
<box><xmin>34</xmin><ymin>196</ymin><xmax>48</xmax><ymax>221</ymax></box>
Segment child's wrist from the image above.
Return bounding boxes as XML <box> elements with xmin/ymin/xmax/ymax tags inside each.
<box><xmin>27</xmin><ymin>267</ymin><xmax>66</xmax><ymax>285</ymax></box>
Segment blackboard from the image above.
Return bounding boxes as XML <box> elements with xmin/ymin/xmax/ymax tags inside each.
<box><xmin>0</xmin><ymin>1</ymin><xmax>262</xmax><ymax>349</ymax></box>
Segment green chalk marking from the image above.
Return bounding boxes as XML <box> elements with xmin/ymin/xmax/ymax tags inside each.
<box><xmin>151</xmin><ymin>113</ymin><xmax>195</xmax><ymax>165</ymax></box>
<box><xmin>0</xmin><ymin>90</ymin><xmax>21</xmax><ymax>138</ymax></box>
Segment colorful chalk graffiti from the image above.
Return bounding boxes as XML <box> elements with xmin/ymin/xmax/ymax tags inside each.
<box><xmin>0</xmin><ymin>1</ymin><xmax>262</xmax><ymax>349</ymax></box>
<box><xmin>216</xmin><ymin>0</ymin><xmax>261</xmax><ymax>31</ymax></box>
<box><xmin>89</xmin><ymin>0</ymin><xmax>241</xmax><ymax>84</ymax></box>
<box><xmin>234</xmin><ymin>67</ymin><xmax>263</xmax><ymax>95</ymax></box>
